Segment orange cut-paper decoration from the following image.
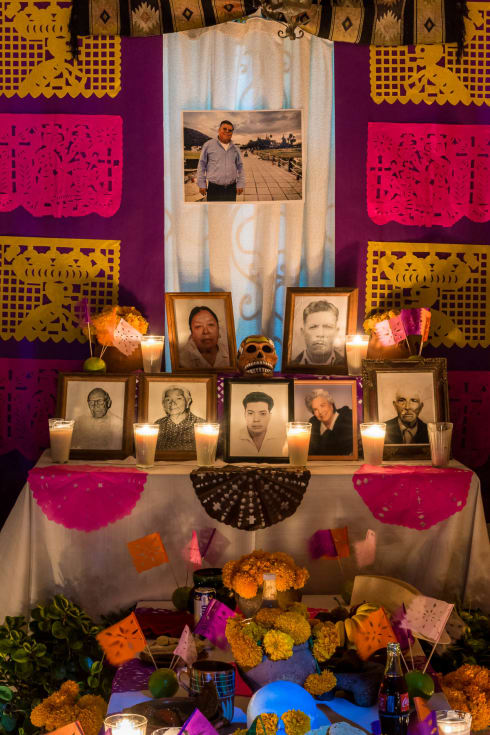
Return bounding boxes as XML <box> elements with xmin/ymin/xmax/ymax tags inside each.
<box><xmin>331</xmin><ymin>527</ymin><xmax>350</xmax><ymax>558</ymax></box>
<box><xmin>414</xmin><ymin>697</ymin><xmax>432</xmax><ymax>723</ymax></box>
<box><xmin>48</xmin><ymin>723</ymin><xmax>84</xmax><ymax>735</ymax></box>
<box><xmin>96</xmin><ymin>612</ymin><xmax>147</xmax><ymax>665</ymax></box>
<box><xmin>128</xmin><ymin>532</ymin><xmax>169</xmax><ymax>573</ymax></box>
<box><xmin>354</xmin><ymin>607</ymin><xmax>397</xmax><ymax>661</ymax></box>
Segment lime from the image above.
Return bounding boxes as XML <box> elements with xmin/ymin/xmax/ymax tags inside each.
<box><xmin>148</xmin><ymin>668</ymin><xmax>179</xmax><ymax>698</ymax></box>
<box><xmin>83</xmin><ymin>356</ymin><xmax>106</xmax><ymax>373</ymax></box>
<box><xmin>172</xmin><ymin>586</ymin><xmax>192</xmax><ymax>612</ymax></box>
<box><xmin>405</xmin><ymin>670</ymin><xmax>434</xmax><ymax>699</ymax></box>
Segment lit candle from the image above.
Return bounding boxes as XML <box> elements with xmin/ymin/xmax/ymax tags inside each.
<box><xmin>48</xmin><ymin>419</ymin><xmax>75</xmax><ymax>463</ymax></box>
<box><xmin>346</xmin><ymin>334</ymin><xmax>370</xmax><ymax>376</ymax></box>
<box><xmin>140</xmin><ymin>335</ymin><xmax>164</xmax><ymax>373</ymax></box>
<box><xmin>194</xmin><ymin>423</ymin><xmax>220</xmax><ymax>466</ymax></box>
<box><xmin>133</xmin><ymin>423</ymin><xmax>159</xmax><ymax>468</ymax></box>
<box><xmin>435</xmin><ymin>711</ymin><xmax>472</xmax><ymax>735</ymax></box>
<box><xmin>104</xmin><ymin>713</ymin><xmax>148</xmax><ymax>735</ymax></box>
<box><xmin>360</xmin><ymin>422</ymin><xmax>386</xmax><ymax>465</ymax></box>
<box><xmin>287</xmin><ymin>422</ymin><xmax>312</xmax><ymax>466</ymax></box>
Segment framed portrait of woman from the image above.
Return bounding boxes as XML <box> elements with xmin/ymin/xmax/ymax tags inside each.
<box><xmin>166</xmin><ymin>292</ymin><xmax>237</xmax><ymax>373</ymax></box>
<box><xmin>139</xmin><ymin>374</ymin><xmax>217</xmax><ymax>460</ymax></box>
<box><xmin>293</xmin><ymin>379</ymin><xmax>358</xmax><ymax>460</ymax></box>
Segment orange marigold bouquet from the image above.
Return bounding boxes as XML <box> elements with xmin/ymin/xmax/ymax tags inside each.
<box><xmin>86</xmin><ymin>306</ymin><xmax>148</xmax><ymax>353</ymax></box>
<box><xmin>442</xmin><ymin>664</ymin><xmax>490</xmax><ymax>731</ymax></box>
<box><xmin>31</xmin><ymin>680</ymin><xmax>107</xmax><ymax>735</ymax></box>
<box><xmin>222</xmin><ymin>550</ymin><xmax>309</xmax><ymax>599</ymax></box>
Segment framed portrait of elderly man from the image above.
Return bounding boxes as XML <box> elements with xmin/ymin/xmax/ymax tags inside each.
<box><xmin>282</xmin><ymin>287</ymin><xmax>358</xmax><ymax>375</ymax></box>
<box><xmin>223</xmin><ymin>379</ymin><xmax>293</xmax><ymax>463</ymax></box>
<box><xmin>293</xmin><ymin>380</ymin><xmax>358</xmax><ymax>460</ymax></box>
<box><xmin>139</xmin><ymin>374</ymin><xmax>217</xmax><ymax>460</ymax></box>
<box><xmin>166</xmin><ymin>292</ymin><xmax>237</xmax><ymax>373</ymax></box>
<box><xmin>362</xmin><ymin>358</ymin><xmax>449</xmax><ymax>460</ymax></box>
<box><xmin>57</xmin><ymin>374</ymin><xmax>136</xmax><ymax>459</ymax></box>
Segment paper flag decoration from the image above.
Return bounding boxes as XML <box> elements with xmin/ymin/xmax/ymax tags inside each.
<box><xmin>415</xmin><ymin>711</ymin><xmax>439</xmax><ymax>735</ymax></box>
<box><xmin>173</xmin><ymin>624</ymin><xmax>197</xmax><ymax>666</ymax></box>
<box><xmin>391</xmin><ymin>603</ymin><xmax>415</xmax><ymax>650</ymax></box>
<box><xmin>187</xmin><ymin>530</ymin><xmax>203</xmax><ymax>566</ymax></box>
<box><xmin>177</xmin><ymin>708</ymin><xmax>219</xmax><ymax>735</ymax></box>
<box><xmin>48</xmin><ymin>722</ymin><xmax>84</xmax><ymax>735</ymax></box>
<box><xmin>113</xmin><ymin>318</ymin><xmax>143</xmax><ymax>356</ymax></box>
<box><xmin>414</xmin><ymin>697</ymin><xmax>432</xmax><ymax>723</ymax></box>
<box><xmin>308</xmin><ymin>530</ymin><xmax>337</xmax><ymax>559</ymax></box>
<box><xmin>201</xmin><ymin>528</ymin><xmax>216</xmax><ymax>560</ymax></box>
<box><xmin>331</xmin><ymin>527</ymin><xmax>350</xmax><ymax>558</ymax></box>
<box><xmin>402</xmin><ymin>596</ymin><xmax>454</xmax><ymax>642</ymax></box>
<box><xmin>96</xmin><ymin>612</ymin><xmax>147</xmax><ymax>665</ymax></box>
<box><xmin>354</xmin><ymin>607</ymin><xmax>398</xmax><ymax>661</ymax></box>
<box><xmin>354</xmin><ymin>529</ymin><xmax>376</xmax><ymax>568</ymax></box>
<box><xmin>389</xmin><ymin>315</ymin><xmax>407</xmax><ymax>344</ymax></box>
<box><xmin>127</xmin><ymin>532</ymin><xmax>169</xmax><ymax>573</ymax></box>
<box><xmin>194</xmin><ymin>598</ymin><xmax>235</xmax><ymax>650</ymax></box>
<box><xmin>374</xmin><ymin>319</ymin><xmax>396</xmax><ymax>346</ymax></box>
<box><xmin>421</xmin><ymin>309</ymin><xmax>431</xmax><ymax>342</ymax></box>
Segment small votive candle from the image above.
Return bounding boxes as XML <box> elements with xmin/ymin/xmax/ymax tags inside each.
<box><xmin>140</xmin><ymin>335</ymin><xmax>164</xmax><ymax>373</ymax></box>
<box><xmin>287</xmin><ymin>422</ymin><xmax>312</xmax><ymax>466</ymax></box>
<box><xmin>435</xmin><ymin>711</ymin><xmax>472</xmax><ymax>735</ymax></box>
<box><xmin>346</xmin><ymin>334</ymin><xmax>370</xmax><ymax>376</ymax></box>
<box><xmin>104</xmin><ymin>713</ymin><xmax>148</xmax><ymax>735</ymax></box>
<box><xmin>48</xmin><ymin>419</ymin><xmax>75</xmax><ymax>463</ymax></box>
<box><xmin>428</xmin><ymin>422</ymin><xmax>453</xmax><ymax>468</ymax></box>
<box><xmin>360</xmin><ymin>422</ymin><xmax>386</xmax><ymax>465</ymax></box>
<box><xmin>194</xmin><ymin>423</ymin><xmax>220</xmax><ymax>466</ymax></box>
<box><xmin>133</xmin><ymin>423</ymin><xmax>159</xmax><ymax>468</ymax></box>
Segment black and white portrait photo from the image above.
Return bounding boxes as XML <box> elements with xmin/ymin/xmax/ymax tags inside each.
<box><xmin>224</xmin><ymin>379</ymin><xmax>292</xmax><ymax>463</ymax></box>
<box><xmin>376</xmin><ymin>371</ymin><xmax>436</xmax><ymax>445</ymax></box>
<box><xmin>166</xmin><ymin>292</ymin><xmax>237</xmax><ymax>373</ymax></box>
<box><xmin>183</xmin><ymin>110</ymin><xmax>303</xmax><ymax>203</ymax></box>
<box><xmin>294</xmin><ymin>380</ymin><xmax>358</xmax><ymax>459</ymax></box>
<box><xmin>282</xmin><ymin>288</ymin><xmax>358</xmax><ymax>374</ymax></box>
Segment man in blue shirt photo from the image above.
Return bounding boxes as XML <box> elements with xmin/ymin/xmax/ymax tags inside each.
<box><xmin>197</xmin><ymin>120</ymin><xmax>245</xmax><ymax>202</ymax></box>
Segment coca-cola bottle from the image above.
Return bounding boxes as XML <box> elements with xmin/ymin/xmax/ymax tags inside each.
<box><xmin>378</xmin><ymin>642</ymin><xmax>410</xmax><ymax>735</ymax></box>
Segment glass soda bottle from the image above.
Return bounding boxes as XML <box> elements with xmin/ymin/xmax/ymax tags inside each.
<box><xmin>378</xmin><ymin>642</ymin><xmax>410</xmax><ymax>735</ymax></box>
<box><xmin>260</xmin><ymin>573</ymin><xmax>280</xmax><ymax>609</ymax></box>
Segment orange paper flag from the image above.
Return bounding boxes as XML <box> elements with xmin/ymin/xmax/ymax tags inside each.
<box><xmin>48</xmin><ymin>723</ymin><xmax>84</xmax><ymax>735</ymax></box>
<box><xmin>414</xmin><ymin>697</ymin><xmax>432</xmax><ymax>723</ymax></box>
<box><xmin>354</xmin><ymin>607</ymin><xmax>397</xmax><ymax>661</ymax></box>
<box><xmin>128</xmin><ymin>532</ymin><xmax>169</xmax><ymax>573</ymax></box>
<box><xmin>96</xmin><ymin>612</ymin><xmax>147</xmax><ymax>665</ymax></box>
<box><xmin>331</xmin><ymin>527</ymin><xmax>350</xmax><ymax>558</ymax></box>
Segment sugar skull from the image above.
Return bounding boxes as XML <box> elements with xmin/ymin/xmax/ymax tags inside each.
<box><xmin>237</xmin><ymin>335</ymin><xmax>278</xmax><ymax>377</ymax></box>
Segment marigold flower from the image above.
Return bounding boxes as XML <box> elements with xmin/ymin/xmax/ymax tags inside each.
<box><xmin>304</xmin><ymin>670</ymin><xmax>337</xmax><ymax>696</ymax></box>
<box><xmin>31</xmin><ymin>681</ymin><xmax>107</xmax><ymax>735</ymax></box>
<box><xmin>442</xmin><ymin>664</ymin><xmax>490</xmax><ymax>731</ymax></box>
<box><xmin>287</xmin><ymin>602</ymin><xmax>309</xmax><ymax>619</ymax></box>
<box><xmin>263</xmin><ymin>630</ymin><xmax>294</xmax><ymax>660</ymax></box>
<box><xmin>255</xmin><ymin>608</ymin><xmax>282</xmax><ymax>628</ymax></box>
<box><xmin>221</xmin><ymin>551</ymin><xmax>308</xmax><ymax>595</ymax></box>
<box><xmin>243</xmin><ymin>620</ymin><xmax>267</xmax><ymax>643</ymax></box>
<box><xmin>256</xmin><ymin>713</ymin><xmax>279</xmax><ymax>735</ymax></box>
<box><xmin>281</xmin><ymin>709</ymin><xmax>311</xmax><ymax>735</ymax></box>
<box><xmin>228</xmin><ymin>627</ymin><xmax>264</xmax><ymax>669</ymax></box>
<box><xmin>234</xmin><ymin>571</ymin><xmax>259</xmax><ymax>599</ymax></box>
<box><xmin>312</xmin><ymin>621</ymin><xmax>338</xmax><ymax>662</ymax></box>
<box><xmin>275</xmin><ymin>612</ymin><xmax>311</xmax><ymax>645</ymax></box>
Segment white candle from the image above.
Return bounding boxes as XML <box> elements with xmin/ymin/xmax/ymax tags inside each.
<box><xmin>140</xmin><ymin>335</ymin><xmax>164</xmax><ymax>373</ymax></box>
<box><xmin>428</xmin><ymin>422</ymin><xmax>453</xmax><ymax>467</ymax></box>
<box><xmin>287</xmin><ymin>422</ymin><xmax>312</xmax><ymax>466</ymax></box>
<box><xmin>346</xmin><ymin>334</ymin><xmax>370</xmax><ymax>376</ymax></box>
<box><xmin>360</xmin><ymin>422</ymin><xmax>386</xmax><ymax>465</ymax></box>
<box><xmin>48</xmin><ymin>419</ymin><xmax>74</xmax><ymax>463</ymax></box>
<box><xmin>194</xmin><ymin>423</ymin><xmax>219</xmax><ymax>466</ymax></box>
<box><xmin>133</xmin><ymin>423</ymin><xmax>159</xmax><ymax>468</ymax></box>
<box><xmin>104</xmin><ymin>713</ymin><xmax>148</xmax><ymax>735</ymax></box>
<box><xmin>436</xmin><ymin>711</ymin><xmax>472</xmax><ymax>735</ymax></box>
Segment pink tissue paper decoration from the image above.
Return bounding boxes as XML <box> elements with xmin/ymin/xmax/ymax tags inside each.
<box><xmin>0</xmin><ymin>358</ymin><xmax>82</xmax><ymax>460</ymax></box>
<box><xmin>29</xmin><ymin>465</ymin><xmax>147</xmax><ymax>531</ymax></box>
<box><xmin>389</xmin><ymin>315</ymin><xmax>407</xmax><ymax>344</ymax></box>
<box><xmin>402</xmin><ymin>595</ymin><xmax>454</xmax><ymax>642</ymax></box>
<box><xmin>367</xmin><ymin>122</ymin><xmax>490</xmax><ymax>227</ymax></box>
<box><xmin>308</xmin><ymin>529</ymin><xmax>337</xmax><ymax>559</ymax></box>
<box><xmin>0</xmin><ymin>114</ymin><xmax>122</xmax><ymax>218</ymax></box>
<box><xmin>184</xmin><ymin>530</ymin><xmax>203</xmax><ymax>566</ymax></box>
<box><xmin>194</xmin><ymin>598</ymin><xmax>235</xmax><ymax>650</ymax></box>
<box><xmin>354</xmin><ymin>529</ymin><xmax>376</xmax><ymax>568</ymax></box>
<box><xmin>353</xmin><ymin>464</ymin><xmax>472</xmax><ymax>530</ymax></box>
<box><xmin>178</xmin><ymin>709</ymin><xmax>219</xmax><ymax>735</ymax></box>
<box><xmin>448</xmin><ymin>371</ymin><xmax>490</xmax><ymax>469</ymax></box>
<box><xmin>391</xmin><ymin>603</ymin><xmax>415</xmax><ymax>650</ymax></box>
<box><xmin>112</xmin><ymin>318</ymin><xmax>142</xmax><ymax>356</ymax></box>
<box><xmin>173</xmin><ymin>624</ymin><xmax>198</xmax><ymax>666</ymax></box>
<box><xmin>374</xmin><ymin>320</ymin><xmax>396</xmax><ymax>346</ymax></box>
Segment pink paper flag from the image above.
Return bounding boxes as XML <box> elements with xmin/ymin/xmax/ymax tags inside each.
<box><xmin>178</xmin><ymin>709</ymin><xmax>219</xmax><ymax>735</ymax></box>
<box><xmin>194</xmin><ymin>598</ymin><xmax>235</xmax><ymax>649</ymax></box>
<box><xmin>402</xmin><ymin>595</ymin><xmax>454</xmax><ymax>641</ymax></box>
<box><xmin>391</xmin><ymin>603</ymin><xmax>415</xmax><ymax>649</ymax></box>
<box><xmin>400</xmin><ymin>309</ymin><xmax>423</xmax><ymax>336</ymax></box>
<box><xmin>173</xmin><ymin>624</ymin><xmax>197</xmax><ymax>666</ymax></box>
<box><xmin>308</xmin><ymin>529</ymin><xmax>337</xmax><ymax>559</ymax></box>
<box><xmin>374</xmin><ymin>319</ymin><xmax>396</xmax><ymax>346</ymax></box>
<box><xmin>354</xmin><ymin>529</ymin><xmax>376</xmax><ymax>568</ymax></box>
<box><xmin>389</xmin><ymin>315</ymin><xmax>407</xmax><ymax>344</ymax></box>
<box><xmin>187</xmin><ymin>530</ymin><xmax>203</xmax><ymax>566</ymax></box>
<box><xmin>201</xmin><ymin>528</ymin><xmax>216</xmax><ymax>560</ymax></box>
<box><xmin>112</xmin><ymin>318</ymin><xmax>142</xmax><ymax>356</ymax></box>
<box><xmin>421</xmin><ymin>309</ymin><xmax>431</xmax><ymax>342</ymax></box>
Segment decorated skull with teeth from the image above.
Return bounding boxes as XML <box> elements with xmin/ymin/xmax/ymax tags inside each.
<box><xmin>237</xmin><ymin>335</ymin><xmax>278</xmax><ymax>377</ymax></box>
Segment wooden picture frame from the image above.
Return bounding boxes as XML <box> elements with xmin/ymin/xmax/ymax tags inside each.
<box><xmin>138</xmin><ymin>374</ymin><xmax>217</xmax><ymax>460</ymax></box>
<box><xmin>57</xmin><ymin>373</ymin><xmax>136</xmax><ymax>460</ymax></box>
<box><xmin>223</xmin><ymin>378</ymin><xmax>293</xmax><ymax>463</ymax></box>
<box><xmin>166</xmin><ymin>292</ymin><xmax>237</xmax><ymax>373</ymax></box>
<box><xmin>362</xmin><ymin>358</ymin><xmax>449</xmax><ymax>460</ymax></box>
<box><xmin>293</xmin><ymin>379</ymin><xmax>358</xmax><ymax>460</ymax></box>
<box><xmin>282</xmin><ymin>287</ymin><xmax>358</xmax><ymax>374</ymax></box>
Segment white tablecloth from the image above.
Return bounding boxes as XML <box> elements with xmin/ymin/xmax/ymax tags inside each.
<box><xmin>0</xmin><ymin>453</ymin><xmax>489</xmax><ymax>618</ymax></box>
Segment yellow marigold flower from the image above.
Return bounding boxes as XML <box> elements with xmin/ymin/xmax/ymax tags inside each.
<box><xmin>255</xmin><ymin>608</ymin><xmax>282</xmax><ymax>628</ymax></box>
<box><xmin>78</xmin><ymin>706</ymin><xmax>106</xmax><ymax>735</ymax></box>
<box><xmin>78</xmin><ymin>694</ymin><xmax>107</xmax><ymax>717</ymax></box>
<box><xmin>243</xmin><ymin>620</ymin><xmax>267</xmax><ymax>643</ymax></box>
<box><xmin>263</xmin><ymin>630</ymin><xmax>294</xmax><ymax>661</ymax></box>
<box><xmin>287</xmin><ymin>602</ymin><xmax>309</xmax><ymax>619</ymax></box>
<box><xmin>312</xmin><ymin>621</ymin><xmax>338</xmax><ymax>662</ymax></box>
<box><xmin>234</xmin><ymin>729</ymin><xmax>249</xmax><ymax>735</ymax></box>
<box><xmin>293</xmin><ymin>567</ymin><xmax>310</xmax><ymax>589</ymax></box>
<box><xmin>256</xmin><ymin>713</ymin><xmax>279</xmax><ymax>735</ymax></box>
<box><xmin>234</xmin><ymin>571</ymin><xmax>259</xmax><ymax>599</ymax></box>
<box><xmin>442</xmin><ymin>665</ymin><xmax>490</xmax><ymax>731</ymax></box>
<box><xmin>229</xmin><ymin>629</ymin><xmax>263</xmax><ymax>669</ymax></box>
<box><xmin>275</xmin><ymin>612</ymin><xmax>311</xmax><ymax>645</ymax></box>
<box><xmin>222</xmin><ymin>560</ymin><xmax>237</xmax><ymax>589</ymax></box>
<box><xmin>304</xmin><ymin>670</ymin><xmax>337</xmax><ymax>696</ymax></box>
<box><xmin>281</xmin><ymin>709</ymin><xmax>311</xmax><ymax>735</ymax></box>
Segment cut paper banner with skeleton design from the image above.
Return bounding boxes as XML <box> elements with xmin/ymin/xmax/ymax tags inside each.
<box><xmin>96</xmin><ymin>612</ymin><xmax>147</xmax><ymax>665</ymax></box>
<box><xmin>0</xmin><ymin>0</ymin><xmax>120</xmax><ymax>98</ymax></box>
<box><xmin>0</xmin><ymin>236</ymin><xmax>120</xmax><ymax>343</ymax></box>
<box><xmin>365</xmin><ymin>242</ymin><xmax>490</xmax><ymax>349</ymax></box>
<box><xmin>127</xmin><ymin>532</ymin><xmax>169</xmax><ymax>573</ymax></box>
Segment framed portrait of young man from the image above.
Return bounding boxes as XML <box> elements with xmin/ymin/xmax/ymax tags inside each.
<box><xmin>293</xmin><ymin>379</ymin><xmax>358</xmax><ymax>460</ymax></box>
<box><xmin>223</xmin><ymin>379</ymin><xmax>293</xmax><ymax>463</ymax></box>
<box><xmin>362</xmin><ymin>358</ymin><xmax>449</xmax><ymax>460</ymax></box>
<box><xmin>57</xmin><ymin>374</ymin><xmax>136</xmax><ymax>460</ymax></box>
<box><xmin>282</xmin><ymin>287</ymin><xmax>358</xmax><ymax>375</ymax></box>
<box><xmin>166</xmin><ymin>292</ymin><xmax>237</xmax><ymax>373</ymax></box>
<box><xmin>139</xmin><ymin>374</ymin><xmax>217</xmax><ymax>460</ymax></box>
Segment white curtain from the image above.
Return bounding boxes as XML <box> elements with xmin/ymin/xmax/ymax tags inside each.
<box><xmin>163</xmin><ymin>18</ymin><xmax>334</xmax><ymax>362</ymax></box>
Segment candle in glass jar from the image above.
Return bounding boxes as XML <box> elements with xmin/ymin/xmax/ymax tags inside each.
<box><xmin>133</xmin><ymin>423</ymin><xmax>159</xmax><ymax>468</ymax></box>
<box><xmin>435</xmin><ymin>711</ymin><xmax>472</xmax><ymax>735</ymax></box>
<box><xmin>360</xmin><ymin>422</ymin><xmax>386</xmax><ymax>465</ymax></box>
<box><xmin>48</xmin><ymin>419</ymin><xmax>75</xmax><ymax>463</ymax></box>
<box><xmin>287</xmin><ymin>422</ymin><xmax>312</xmax><ymax>466</ymax></box>
<box><xmin>346</xmin><ymin>334</ymin><xmax>370</xmax><ymax>376</ymax></box>
<box><xmin>194</xmin><ymin>423</ymin><xmax>219</xmax><ymax>466</ymax></box>
<box><xmin>104</xmin><ymin>713</ymin><xmax>148</xmax><ymax>735</ymax></box>
<box><xmin>140</xmin><ymin>335</ymin><xmax>164</xmax><ymax>373</ymax></box>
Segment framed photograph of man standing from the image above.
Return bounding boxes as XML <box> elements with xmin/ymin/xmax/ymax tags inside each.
<box><xmin>223</xmin><ymin>379</ymin><xmax>293</xmax><ymax>463</ymax></box>
<box><xmin>362</xmin><ymin>358</ymin><xmax>449</xmax><ymax>459</ymax></box>
<box><xmin>282</xmin><ymin>287</ymin><xmax>358</xmax><ymax>374</ymax></box>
